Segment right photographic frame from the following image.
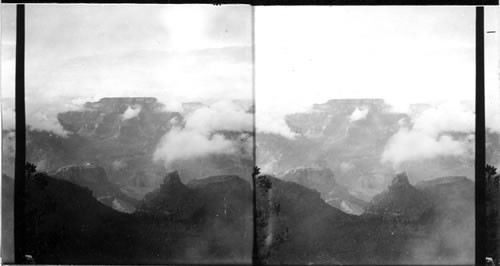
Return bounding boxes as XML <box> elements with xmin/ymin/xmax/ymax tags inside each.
<box><xmin>254</xmin><ymin>6</ymin><xmax>496</xmax><ymax>265</ymax></box>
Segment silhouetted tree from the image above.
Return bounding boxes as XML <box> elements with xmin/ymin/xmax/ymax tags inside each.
<box><xmin>486</xmin><ymin>164</ymin><xmax>500</xmax><ymax>261</ymax></box>
<box><xmin>25</xmin><ymin>162</ymin><xmax>37</xmax><ymax>177</ymax></box>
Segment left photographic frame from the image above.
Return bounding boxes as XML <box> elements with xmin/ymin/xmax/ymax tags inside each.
<box><xmin>1</xmin><ymin>4</ymin><xmax>254</xmax><ymax>264</ymax></box>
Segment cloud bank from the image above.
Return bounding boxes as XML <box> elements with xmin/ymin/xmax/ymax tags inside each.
<box><xmin>349</xmin><ymin>107</ymin><xmax>369</xmax><ymax>122</ymax></box>
<box><xmin>2</xmin><ymin>107</ymin><xmax>15</xmax><ymax>131</ymax></box>
<box><xmin>382</xmin><ymin>101</ymin><xmax>475</xmax><ymax>168</ymax></box>
<box><xmin>1</xmin><ymin>5</ymin><xmax>252</xmax><ymax>136</ymax></box>
<box><xmin>153</xmin><ymin>100</ymin><xmax>253</xmax><ymax>166</ymax></box>
<box><xmin>1</xmin><ymin>98</ymin><xmax>82</xmax><ymax>137</ymax></box>
<box><xmin>121</xmin><ymin>106</ymin><xmax>142</xmax><ymax>121</ymax></box>
<box><xmin>256</xmin><ymin>106</ymin><xmax>299</xmax><ymax>139</ymax></box>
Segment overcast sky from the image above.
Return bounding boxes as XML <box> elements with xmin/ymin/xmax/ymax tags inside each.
<box><xmin>255</xmin><ymin>6</ymin><xmax>499</xmax><ymax>136</ymax></box>
<box><xmin>1</xmin><ymin>5</ymin><xmax>499</xmax><ymax>136</ymax></box>
<box><xmin>1</xmin><ymin>4</ymin><xmax>252</xmax><ymax>129</ymax></box>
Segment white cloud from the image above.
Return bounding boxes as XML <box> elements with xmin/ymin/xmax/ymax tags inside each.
<box><xmin>1</xmin><ymin>5</ymin><xmax>252</xmax><ymax>134</ymax></box>
<box><xmin>382</xmin><ymin>129</ymin><xmax>470</xmax><ymax>167</ymax></box>
<box><xmin>112</xmin><ymin>160</ymin><xmax>126</xmax><ymax>171</ymax></box>
<box><xmin>153</xmin><ymin>100</ymin><xmax>252</xmax><ymax>166</ymax></box>
<box><xmin>2</xmin><ymin>107</ymin><xmax>15</xmax><ymax>130</ymax></box>
<box><xmin>411</xmin><ymin>101</ymin><xmax>475</xmax><ymax>136</ymax></box>
<box><xmin>382</xmin><ymin>101</ymin><xmax>475</xmax><ymax>167</ymax></box>
<box><xmin>185</xmin><ymin>100</ymin><xmax>253</xmax><ymax>134</ymax></box>
<box><xmin>256</xmin><ymin>110</ymin><xmax>298</xmax><ymax>139</ymax></box>
<box><xmin>28</xmin><ymin>111</ymin><xmax>69</xmax><ymax>137</ymax></box>
<box><xmin>340</xmin><ymin>161</ymin><xmax>355</xmax><ymax>172</ymax></box>
<box><xmin>23</xmin><ymin>98</ymin><xmax>84</xmax><ymax>137</ymax></box>
<box><xmin>121</xmin><ymin>106</ymin><xmax>142</xmax><ymax>121</ymax></box>
<box><xmin>255</xmin><ymin>7</ymin><xmax>475</xmax><ymax>139</ymax></box>
<box><xmin>349</xmin><ymin>107</ymin><xmax>369</xmax><ymax>122</ymax></box>
<box><xmin>255</xmin><ymin>99</ymin><xmax>314</xmax><ymax>139</ymax></box>
<box><xmin>153</xmin><ymin>127</ymin><xmax>237</xmax><ymax>166</ymax></box>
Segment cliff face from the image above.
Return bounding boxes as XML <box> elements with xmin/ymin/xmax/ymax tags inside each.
<box><xmin>414</xmin><ymin>175</ymin><xmax>474</xmax><ymax>223</ymax></box>
<box><xmin>257</xmin><ymin>99</ymin><xmax>409</xmax><ymax>198</ymax></box>
<box><xmin>18</xmin><ymin>167</ymin><xmax>253</xmax><ymax>264</ymax></box>
<box><xmin>12</xmin><ymin>97</ymin><xmax>253</xmax><ymax>197</ymax></box>
<box><xmin>256</xmin><ymin>99</ymin><xmax>478</xmax><ymax>201</ymax></box>
<box><xmin>255</xmin><ymin>174</ymin><xmax>355</xmax><ymax>265</ymax></box>
<box><xmin>58</xmin><ymin>97</ymin><xmax>178</xmax><ymax>140</ymax></box>
<box><xmin>2</xmin><ymin>175</ymin><xmax>14</xmax><ymax>263</ymax></box>
<box><xmin>54</xmin><ymin>164</ymin><xmax>138</xmax><ymax>213</ymax></box>
<box><xmin>19</xmin><ymin>98</ymin><xmax>182</xmax><ymax>189</ymax></box>
<box><xmin>255</xmin><ymin>173</ymin><xmax>475</xmax><ymax>265</ymax></box>
<box><xmin>280</xmin><ymin>167</ymin><xmax>367</xmax><ymax>215</ymax></box>
<box><xmin>364</xmin><ymin>172</ymin><xmax>432</xmax><ymax>222</ymax></box>
<box><xmin>138</xmin><ymin>171</ymin><xmax>252</xmax><ymax>223</ymax></box>
<box><xmin>281</xmin><ymin>167</ymin><xmax>337</xmax><ymax>195</ymax></box>
<box><xmin>55</xmin><ymin>164</ymin><xmax>109</xmax><ymax>185</ymax></box>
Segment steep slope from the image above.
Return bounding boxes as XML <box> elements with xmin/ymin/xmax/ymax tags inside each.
<box><xmin>138</xmin><ymin>171</ymin><xmax>252</xmax><ymax>223</ymax></box>
<box><xmin>485</xmin><ymin>168</ymin><xmax>500</xmax><ymax>261</ymax></box>
<box><xmin>9</xmin><ymin>98</ymin><xmax>180</xmax><ymax>191</ymax></box>
<box><xmin>364</xmin><ymin>172</ymin><xmax>432</xmax><ymax>222</ymax></box>
<box><xmin>57</xmin><ymin>97</ymin><xmax>181</xmax><ymax>187</ymax></box>
<box><xmin>24</xmin><ymin>171</ymin><xmax>135</xmax><ymax>263</ymax></box>
<box><xmin>257</xmin><ymin>99</ymin><xmax>479</xmax><ymax>199</ymax></box>
<box><xmin>280</xmin><ymin>167</ymin><xmax>367</xmax><ymax>215</ymax></box>
<box><xmin>2</xmin><ymin>175</ymin><xmax>14</xmax><ymax>263</ymax></box>
<box><xmin>4</xmin><ymin>97</ymin><xmax>253</xmax><ymax>200</ymax></box>
<box><xmin>187</xmin><ymin>175</ymin><xmax>252</xmax><ymax>220</ymax></box>
<box><xmin>23</xmin><ymin>169</ymin><xmax>252</xmax><ymax>264</ymax></box>
<box><xmin>257</xmin><ymin>99</ymin><xmax>407</xmax><ymax>191</ymax></box>
<box><xmin>138</xmin><ymin>171</ymin><xmax>202</xmax><ymax>219</ymax></box>
<box><xmin>256</xmin><ymin>175</ymin><xmax>355</xmax><ymax>265</ymax></box>
<box><xmin>54</xmin><ymin>164</ymin><xmax>138</xmax><ymax>213</ymax></box>
<box><xmin>415</xmin><ymin>175</ymin><xmax>474</xmax><ymax>224</ymax></box>
<box><xmin>408</xmin><ymin>176</ymin><xmax>475</xmax><ymax>264</ymax></box>
<box><xmin>256</xmin><ymin>173</ymin><xmax>475</xmax><ymax>265</ymax></box>
<box><xmin>137</xmin><ymin>171</ymin><xmax>253</xmax><ymax>262</ymax></box>
<box><xmin>280</xmin><ymin>167</ymin><xmax>337</xmax><ymax>195</ymax></box>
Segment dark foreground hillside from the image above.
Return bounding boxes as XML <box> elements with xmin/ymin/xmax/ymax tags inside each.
<box><xmin>8</xmin><ymin>163</ymin><xmax>474</xmax><ymax>264</ymax></box>
<box><xmin>22</xmin><ymin>168</ymin><xmax>252</xmax><ymax>264</ymax></box>
<box><xmin>255</xmin><ymin>173</ymin><xmax>474</xmax><ymax>265</ymax></box>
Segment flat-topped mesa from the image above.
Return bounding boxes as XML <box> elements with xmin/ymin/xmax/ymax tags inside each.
<box><xmin>281</xmin><ymin>167</ymin><xmax>337</xmax><ymax>193</ymax></box>
<box><xmin>57</xmin><ymin>97</ymin><xmax>180</xmax><ymax>139</ymax></box>
<box><xmin>55</xmin><ymin>163</ymin><xmax>110</xmax><ymax>185</ymax></box>
<box><xmin>415</xmin><ymin>176</ymin><xmax>471</xmax><ymax>190</ymax></box>
<box><xmin>187</xmin><ymin>175</ymin><xmax>249</xmax><ymax>190</ymax></box>
<box><xmin>82</xmin><ymin>97</ymin><xmax>165</xmax><ymax>113</ymax></box>
<box><xmin>283</xmin><ymin>166</ymin><xmax>335</xmax><ymax>178</ymax></box>
<box><xmin>323</xmin><ymin>98</ymin><xmax>386</xmax><ymax>105</ymax></box>
<box><xmin>88</xmin><ymin>97</ymin><xmax>159</xmax><ymax>106</ymax></box>
<box><xmin>312</xmin><ymin>99</ymin><xmax>388</xmax><ymax>112</ymax></box>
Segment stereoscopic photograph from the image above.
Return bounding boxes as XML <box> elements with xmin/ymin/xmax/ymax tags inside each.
<box><xmin>2</xmin><ymin>4</ymin><xmax>253</xmax><ymax>264</ymax></box>
<box><xmin>254</xmin><ymin>6</ymin><xmax>496</xmax><ymax>265</ymax></box>
<box><xmin>1</xmin><ymin>3</ymin><xmax>498</xmax><ymax>266</ymax></box>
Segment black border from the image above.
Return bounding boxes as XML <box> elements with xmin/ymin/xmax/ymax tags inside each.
<box><xmin>475</xmin><ymin>6</ymin><xmax>486</xmax><ymax>266</ymax></box>
<box><xmin>7</xmin><ymin>2</ymin><xmax>493</xmax><ymax>265</ymax></box>
<box><xmin>13</xmin><ymin>4</ymin><xmax>26</xmax><ymax>264</ymax></box>
<box><xmin>0</xmin><ymin>0</ymin><xmax>498</xmax><ymax>5</ymax></box>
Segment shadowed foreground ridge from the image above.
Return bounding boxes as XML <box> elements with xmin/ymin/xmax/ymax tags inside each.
<box><xmin>21</xmin><ymin>165</ymin><xmax>252</xmax><ymax>264</ymax></box>
<box><xmin>255</xmin><ymin>171</ymin><xmax>474</xmax><ymax>265</ymax></box>
<box><xmin>9</xmin><ymin>161</ymin><xmax>475</xmax><ymax>264</ymax></box>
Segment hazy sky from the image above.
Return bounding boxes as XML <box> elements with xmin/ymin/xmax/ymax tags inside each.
<box><xmin>255</xmin><ymin>6</ymin><xmax>499</xmax><ymax>136</ymax></box>
<box><xmin>1</xmin><ymin>5</ymin><xmax>499</xmax><ymax>137</ymax></box>
<box><xmin>1</xmin><ymin>4</ymin><xmax>252</xmax><ymax>133</ymax></box>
